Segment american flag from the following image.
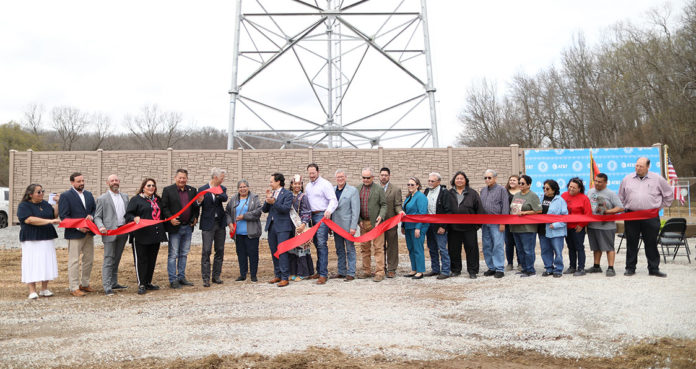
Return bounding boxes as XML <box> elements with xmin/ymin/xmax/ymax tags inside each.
<box><xmin>667</xmin><ymin>158</ymin><xmax>685</xmax><ymax>205</ymax></box>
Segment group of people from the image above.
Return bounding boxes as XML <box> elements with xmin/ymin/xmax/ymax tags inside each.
<box><xmin>17</xmin><ymin>157</ymin><xmax>674</xmax><ymax>298</ymax></box>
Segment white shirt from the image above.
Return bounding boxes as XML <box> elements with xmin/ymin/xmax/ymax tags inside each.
<box><xmin>109</xmin><ymin>190</ymin><xmax>126</xmax><ymax>226</ymax></box>
<box><xmin>73</xmin><ymin>187</ymin><xmax>86</xmax><ymax>208</ymax></box>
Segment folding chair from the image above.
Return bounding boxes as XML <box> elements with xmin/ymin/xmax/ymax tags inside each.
<box><xmin>658</xmin><ymin>218</ymin><xmax>690</xmax><ymax>263</ymax></box>
<box><xmin>616</xmin><ymin>233</ymin><xmax>641</xmax><ymax>254</ymax></box>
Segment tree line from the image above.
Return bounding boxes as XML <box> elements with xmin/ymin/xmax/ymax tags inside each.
<box><xmin>457</xmin><ymin>1</ymin><xmax>696</xmax><ymax>177</ymax></box>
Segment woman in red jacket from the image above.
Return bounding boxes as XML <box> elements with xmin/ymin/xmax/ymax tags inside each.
<box><xmin>561</xmin><ymin>177</ymin><xmax>592</xmax><ymax>276</ymax></box>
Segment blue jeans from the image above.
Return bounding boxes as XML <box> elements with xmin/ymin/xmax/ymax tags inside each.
<box><xmin>481</xmin><ymin>224</ymin><xmax>506</xmax><ymax>272</ymax></box>
<box><xmin>311</xmin><ymin>213</ymin><xmax>329</xmax><ymax>277</ymax></box>
<box><xmin>334</xmin><ymin>234</ymin><xmax>356</xmax><ymax>277</ymax></box>
<box><xmin>539</xmin><ymin>234</ymin><xmax>564</xmax><ymax>274</ymax></box>
<box><xmin>566</xmin><ymin>228</ymin><xmax>586</xmax><ymax>270</ymax></box>
<box><xmin>512</xmin><ymin>232</ymin><xmax>537</xmax><ymax>273</ymax></box>
<box><xmin>167</xmin><ymin>225</ymin><xmax>193</xmax><ymax>283</ymax></box>
<box><xmin>405</xmin><ymin>228</ymin><xmax>426</xmax><ymax>273</ymax></box>
<box><xmin>426</xmin><ymin>227</ymin><xmax>450</xmax><ymax>275</ymax></box>
<box><xmin>268</xmin><ymin>224</ymin><xmax>290</xmax><ymax>280</ymax></box>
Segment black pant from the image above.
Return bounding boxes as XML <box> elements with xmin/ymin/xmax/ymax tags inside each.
<box><xmin>448</xmin><ymin>229</ymin><xmax>479</xmax><ymax>275</ymax></box>
<box><xmin>504</xmin><ymin>225</ymin><xmax>520</xmax><ymax>265</ymax></box>
<box><xmin>235</xmin><ymin>234</ymin><xmax>259</xmax><ymax>278</ymax></box>
<box><xmin>133</xmin><ymin>241</ymin><xmax>159</xmax><ymax>287</ymax></box>
<box><xmin>201</xmin><ymin>222</ymin><xmax>226</xmax><ymax>282</ymax></box>
<box><xmin>625</xmin><ymin>216</ymin><xmax>661</xmax><ymax>272</ymax></box>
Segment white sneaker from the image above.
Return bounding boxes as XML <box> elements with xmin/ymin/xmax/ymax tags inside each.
<box><xmin>39</xmin><ymin>290</ymin><xmax>54</xmax><ymax>297</ymax></box>
<box><xmin>28</xmin><ymin>292</ymin><xmax>39</xmax><ymax>300</ymax></box>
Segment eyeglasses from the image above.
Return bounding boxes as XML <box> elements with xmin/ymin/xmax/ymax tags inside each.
<box><xmin>406</xmin><ymin>183</ymin><xmax>417</xmax><ymax>187</ymax></box>
<box><xmin>484</xmin><ymin>176</ymin><xmax>492</xmax><ymax>180</ymax></box>
<box><xmin>543</xmin><ymin>186</ymin><xmax>551</xmax><ymax>190</ymax></box>
<box><xmin>362</xmin><ymin>176</ymin><xmax>372</xmax><ymax>179</ymax></box>
<box><xmin>35</xmin><ymin>190</ymin><xmax>45</xmax><ymax>194</ymax></box>
<box><xmin>145</xmin><ymin>184</ymin><xmax>156</xmax><ymax>188</ymax></box>
<box><xmin>519</xmin><ymin>182</ymin><xmax>527</xmax><ymax>186</ymax></box>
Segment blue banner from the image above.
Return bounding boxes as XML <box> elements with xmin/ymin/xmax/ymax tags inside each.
<box><xmin>523</xmin><ymin>147</ymin><xmax>661</xmax><ymax>194</ymax></box>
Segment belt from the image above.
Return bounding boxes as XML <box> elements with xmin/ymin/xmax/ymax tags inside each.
<box><xmin>312</xmin><ymin>210</ymin><xmax>324</xmax><ymax>214</ymax></box>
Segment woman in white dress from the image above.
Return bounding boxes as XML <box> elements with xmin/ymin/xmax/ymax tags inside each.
<box><xmin>17</xmin><ymin>184</ymin><xmax>61</xmax><ymax>299</ymax></box>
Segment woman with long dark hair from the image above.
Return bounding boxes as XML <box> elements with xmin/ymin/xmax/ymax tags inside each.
<box><xmin>447</xmin><ymin>171</ymin><xmax>484</xmax><ymax>279</ymax></box>
<box><xmin>126</xmin><ymin>178</ymin><xmax>167</xmax><ymax>295</ymax></box>
<box><xmin>538</xmin><ymin>179</ymin><xmax>568</xmax><ymax>278</ymax></box>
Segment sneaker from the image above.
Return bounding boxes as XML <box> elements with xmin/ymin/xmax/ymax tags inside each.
<box><xmin>137</xmin><ymin>285</ymin><xmax>147</xmax><ymax>295</ymax></box>
<box><xmin>112</xmin><ymin>284</ymin><xmax>128</xmax><ymax>290</ymax></box>
<box><xmin>520</xmin><ymin>273</ymin><xmax>534</xmax><ymax>278</ymax></box>
<box><xmin>178</xmin><ymin>279</ymin><xmax>194</xmax><ymax>286</ymax></box>
<box><xmin>516</xmin><ymin>265</ymin><xmax>523</xmax><ymax>272</ymax></box>
<box><xmin>494</xmin><ymin>271</ymin><xmax>504</xmax><ymax>278</ymax></box>
<box><xmin>624</xmin><ymin>269</ymin><xmax>635</xmax><ymax>276</ymax></box>
<box><xmin>573</xmin><ymin>269</ymin><xmax>586</xmax><ymax>276</ymax></box>
<box><xmin>483</xmin><ymin>270</ymin><xmax>496</xmax><ymax>277</ymax></box>
<box><xmin>586</xmin><ymin>266</ymin><xmax>603</xmax><ymax>273</ymax></box>
<box><xmin>104</xmin><ymin>289</ymin><xmax>115</xmax><ymax>296</ymax></box>
<box><xmin>235</xmin><ymin>276</ymin><xmax>246</xmax><ymax>282</ymax></box>
<box><xmin>38</xmin><ymin>289</ymin><xmax>54</xmax><ymax>297</ymax></box>
<box><xmin>469</xmin><ymin>273</ymin><xmax>477</xmax><ymax>279</ymax></box>
<box><xmin>505</xmin><ymin>264</ymin><xmax>513</xmax><ymax>272</ymax></box>
<box><xmin>373</xmin><ymin>274</ymin><xmax>384</xmax><ymax>282</ymax></box>
<box><xmin>28</xmin><ymin>292</ymin><xmax>39</xmax><ymax>300</ymax></box>
<box><xmin>606</xmin><ymin>269</ymin><xmax>616</xmax><ymax>277</ymax></box>
<box><xmin>541</xmin><ymin>271</ymin><xmax>552</xmax><ymax>277</ymax></box>
<box><xmin>563</xmin><ymin>267</ymin><xmax>576</xmax><ymax>275</ymax></box>
<box><xmin>145</xmin><ymin>284</ymin><xmax>160</xmax><ymax>290</ymax></box>
<box><xmin>250</xmin><ymin>276</ymin><xmax>258</xmax><ymax>282</ymax></box>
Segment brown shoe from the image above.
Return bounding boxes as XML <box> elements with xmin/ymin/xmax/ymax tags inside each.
<box><xmin>71</xmin><ymin>289</ymin><xmax>85</xmax><ymax>297</ymax></box>
<box><xmin>330</xmin><ymin>274</ymin><xmax>345</xmax><ymax>279</ymax></box>
<box><xmin>373</xmin><ymin>274</ymin><xmax>384</xmax><ymax>282</ymax></box>
<box><xmin>316</xmin><ymin>276</ymin><xmax>327</xmax><ymax>285</ymax></box>
<box><xmin>277</xmin><ymin>280</ymin><xmax>289</xmax><ymax>287</ymax></box>
<box><xmin>268</xmin><ymin>277</ymin><xmax>281</xmax><ymax>284</ymax></box>
<box><xmin>344</xmin><ymin>275</ymin><xmax>355</xmax><ymax>282</ymax></box>
<box><xmin>386</xmin><ymin>271</ymin><xmax>396</xmax><ymax>278</ymax></box>
<box><xmin>79</xmin><ymin>285</ymin><xmax>95</xmax><ymax>293</ymax></box>
<box><xmin>309</xmin><ymin>274</ymin><xmax>320</xmax><ymax>280</ymax></box>
<box><xmin>358</xmin><ymin>273</ymin><xmax>372</xmax><ymax>279</ymax></box>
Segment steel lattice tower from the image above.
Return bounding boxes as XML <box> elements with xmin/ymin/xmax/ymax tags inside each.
<box><xmin>227</xmin><ymin>0</ymin><xmax>438</xmax><ymax>149</ymax></box>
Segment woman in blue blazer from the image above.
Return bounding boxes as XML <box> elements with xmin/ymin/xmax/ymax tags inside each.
<box><xmin>401</xmin><ymin>177</ymin><xmax>429</xmax><ymax>279</ymax></box>
<box><xmin>538</xmin><ymin>179</ymin><xmax>568</xmax><ymax>277</ymax></box>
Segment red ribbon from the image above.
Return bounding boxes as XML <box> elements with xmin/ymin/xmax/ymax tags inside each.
<box><xmin>273</xmin><ymin>209</ymin><xmax>659</xmax><ymax>258</ymax></box>
<box><xmin>59</xmin><ymin>186</ymin><xmax>223</xmax><ymax>235</ymax></box>
<box><xmin>229</xmin><ymin>223</ymin><xmax>237</xmax><ymax>239</ymax></box>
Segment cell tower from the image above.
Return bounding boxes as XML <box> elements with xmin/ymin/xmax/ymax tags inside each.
<box><xmin>227</xmin><ymin>0</ymin><xmax>438</xmax><ymax>149</ymax></box>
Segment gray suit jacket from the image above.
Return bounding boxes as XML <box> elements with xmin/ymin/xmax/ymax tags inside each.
<box><xmin>331</xmin><ymin>184</ymin><xmax>360</xmax><ymax>232</ymax></box>
<box><xmin>94</xmin><ymin>191</ymin><xmax>130</xmax><ymax>243</ymax></box>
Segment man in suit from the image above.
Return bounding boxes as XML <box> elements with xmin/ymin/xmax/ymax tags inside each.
<box><xmin>59</xmin><ymin>172</ymin><xmax>97</xmax><ymax>297</ymax></box>
<box><xmin>262</xmin><ymin>172</ymin><xmax>293</xmax><ymax>287</ymax></box>
<box><xmin>379</xmin><ymin>167</ymin><xmax>403</xmax><ymax>278</ymax></box>
<box><xmin>358</xmin><ymin>167</ymin><xmax>387</xmax><ymax>282</ymax></box>
<box><xmin>94</xmin><ymin>174</ymin><xmax>129</xmax><ymax>296</ymax></box>
<box><xmin>331</xmin><ymin>169</ymin><xmax>360</xmax><ymax>281</ymax></box>
<box><xmin>198</xmin><ymin>168</ymin><xmax>228</xmax><ymax>287</ymax></box>
<box><xmin>161</xmin><ymin>169</ymin><xmax>199</xmax><ymax>289</ymax></box>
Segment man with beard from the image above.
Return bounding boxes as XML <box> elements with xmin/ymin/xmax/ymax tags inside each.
<box><xmin>94</xmin><ymin>174</ymin><xmax>130</xmax><ymax>296</ymax></box>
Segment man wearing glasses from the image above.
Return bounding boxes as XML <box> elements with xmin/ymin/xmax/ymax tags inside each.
<box><xmin>423</xmin><ymin>172</ymin><xmax>452</xmax><ymax>279</ymax></box>
<box><xmin>358</xmin><ymin>168</ymin><xmax>387</xmax><ymax>282</ymax></box>
<box><xmin>480</xmin><ymin>169</ymin><xmax>509</xmax><ymax>278</ymax></box>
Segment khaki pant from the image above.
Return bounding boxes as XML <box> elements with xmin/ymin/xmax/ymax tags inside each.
<box><xmin>67</xmin><ymin>235</ymin><xmax>94</xmax><ymax>291</ymax></box>
<box><xmin>360</xmin><ymin>220</ymin><xmax>385</xmax><ymax>276</ymax></box>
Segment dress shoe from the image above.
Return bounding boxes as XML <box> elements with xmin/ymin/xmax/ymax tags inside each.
<box><xmin>251</xmin><ymin>276</ymin><xmax>258</xmax><ymax>282</ymax></box>
<box><xmin>277</xmin><ymin>280</ymin><xmax>289</xmax><ymax>287</ymax></box>
<box><xmin>469</xmin><ymin>273</ymin><xmax>477</xmax><ymax>279</ymax></box>
<box><xmin>79</xmin><ymin>285</ymin><xmax>95</xmax><ymax>293</ymax></box>
<box><xmin>425</xmin><ymin>271</ymin><xmax>439</xmax><ymax>277</ymax></box>
<box><xmin>105</xmin><ymin>289</ymin><xmax>115</xmax><ymax>296</ymax></box>
<box><xmin>373</xmin><ymin>274</ymin><xmax>384</xmax><ymax>282</ymax></box>
<box><xmin>235</xmin><ymin>276</ymin><xmax>246</xmax><ymax>281</ymax></box>
<box><xmin>563</xmin><ymin>267</ymin><xmax>576</xmax><ymax>275</ymax></box>
<box><xmin>553</xmin><ymin>273</ymin><xmax>562</xmax><ymax>278</ymax></box>
<box><xmin>451</xmin><ymin>271</ymin><xmax>461</xmax><ymax>277</ymax></box>
<box><xmin>330</xmin><ymin>274</ymin><xmax>345</xmax><ymax>279</ymax></box>
<box><xmin>624</xmin><ymin>269</ymin><xmax>635</xmax><ymax>276</ymax></box>
<box><xmin>386</xmin><ymin>271</ymin><xmax>396</xmax><ymax>278</ymax></box>
<box><xmin>309</xmin><ymin>274</ymin><xmax>320</xmax><ymax>280</ymax></box>
<box><xmin>112</xmin><ymin>284</ymin><xmax>128</xmax><ymax>290</ymax></box>
<box><xmin>137</xmin><ymin>285</ymin><xmax>147</xmax><ymax>295</ymax></box>
<box><xmin>494</xmin><ymin>271</ymin><xmax>504</xmax><ymax>278</ymax></box>
<box><xmin>316</xmin><ymin>276</ymin><xmax>328</xmax><ymax>285</ymax></box>
<box><xmin>436</xmin><ymin>274</ymin><xmax>450</xmax><ymax>280</ymax></box>
<box><xmin>268</xmin><ymin>277</ymin><xmax>281</xmax><ymax>284</ymax></box>
<box><xmin>145</xmin><ymin>284</ymin><xmax>160</xmax><ymax>290</ymax></box>
<box><xmin>403</xmin><ymin>272</ymin><xmax>417</xmax><ymax>278</ymax></box>
<box><xmin>212</xmin><ymin>278</ymin><xmax>223</xmax><ymax>284</ymax></box>
<box><xmin>649</xmin><ymin>270</ymin><xmax>667</xmax><ymax>278</ymax></box>
<box><xmin>71</xmin><ymin>289</ymin><xmax>85</xmax><ymax>297</ymax></box>
<box><xmin>483</xmin><ymin>270</ymin><xmax>496</xmax><ymax>277</ymax></box>
<box><xmin>203</xmin><ymin>281</ymin><xmax>211</xmax><ymax>287</ymax></box>
<box><xmin>412</xmin><ymin>273</ymin><xmax>424</xmax><ymax>279</ymax></box>
<box><xmin>344</xmin><ymin>275</ymin><xmax>355</xmax><ymax>281</ymax></box>
<box><xmin>541</xmin><ymin>272</ymin><xmax>552</xmax><ymax>277</ymax></box>
<box><xmin>170</xmin><ymin>281</ymin><xmax>181</xmax><ymax>289</ymax></box>
<box><xmin>178</xmin><ymin>278</ymin><xmax>194</xmax><ymax>286</ymax></box>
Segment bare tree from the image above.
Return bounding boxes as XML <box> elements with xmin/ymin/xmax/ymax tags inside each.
<box><xmin>23</xmin><ymin>103</ymin><xmax>44</xmax><ymax>136</ymax></box>
<box><xmin>124</xmin><ymin>105</ymin><xmax>190</xmax><ymax>149</ymax></box>
<box><xmin>51</xmin><ymin>106</ymin><xmax>88</xmax><ymax>151</ymax></box>
<box><xmin>89</xmin><ymin>112</ymin><xmax>113</xmax><ymax>150</ymax></box>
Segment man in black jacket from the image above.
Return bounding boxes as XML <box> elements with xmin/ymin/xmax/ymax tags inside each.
<box><xmin>161</xmin><ymin>169</ymin><xmax>200</xmax><ymax>289</ymax></box>
<box><xmin>198</xmin><ymin>168</ymin><xmax>228</xmax><ymax>287</ymax></box>
<box><xmin>423</xmin><ymin>172</ymin><xmax>452</xmax><ymax>279</ymax></box>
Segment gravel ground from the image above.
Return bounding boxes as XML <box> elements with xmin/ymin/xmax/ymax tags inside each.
<box><xmin>1</xmin><ymin>225</ymin><xmax>695</xmax><ymax>368</ymax></box>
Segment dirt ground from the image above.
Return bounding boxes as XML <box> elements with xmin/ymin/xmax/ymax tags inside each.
<box><xmin>2</xmin><ymin>241</ymin><xmax>695</xmax><ymax>368</ymax></box>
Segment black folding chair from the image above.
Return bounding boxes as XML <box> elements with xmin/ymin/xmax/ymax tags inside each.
<box><xmin>657</xmin><ymin>218</ymin><xmax>690</xmax><ymax>263</ymax></box>
<box><xmin>616</xmin><ymin>233</ymin><xmax>642</xmax><ymax>254</ymax></box>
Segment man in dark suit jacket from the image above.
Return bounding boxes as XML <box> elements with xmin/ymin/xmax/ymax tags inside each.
<box><xmin>262</xmin><ymin>172</ymin><xmax>293</xmax><ymax>287</ymax></box>
<box><xmin>161</xmin><ymin>169</ymin><xmax>200</xmax><ymax>289</ymax></box>
<box><xmin>379</xmin><ymin>167</ymin><xmax>403</xmax><ymax>278</ymax></box>
<box><xmin>94</xmin><ymin>174</ymin><xmax>129</xmax><ymax>296</ymax></box>
<box><xmin>58</xmin><ymin>172</ymin><xmax>96</xmax><ymax>297</ymax></box>
<box><xmin>198</xmin><ymin>168</ymin><xmax>228</xmax><ymax>287</ymax></box>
